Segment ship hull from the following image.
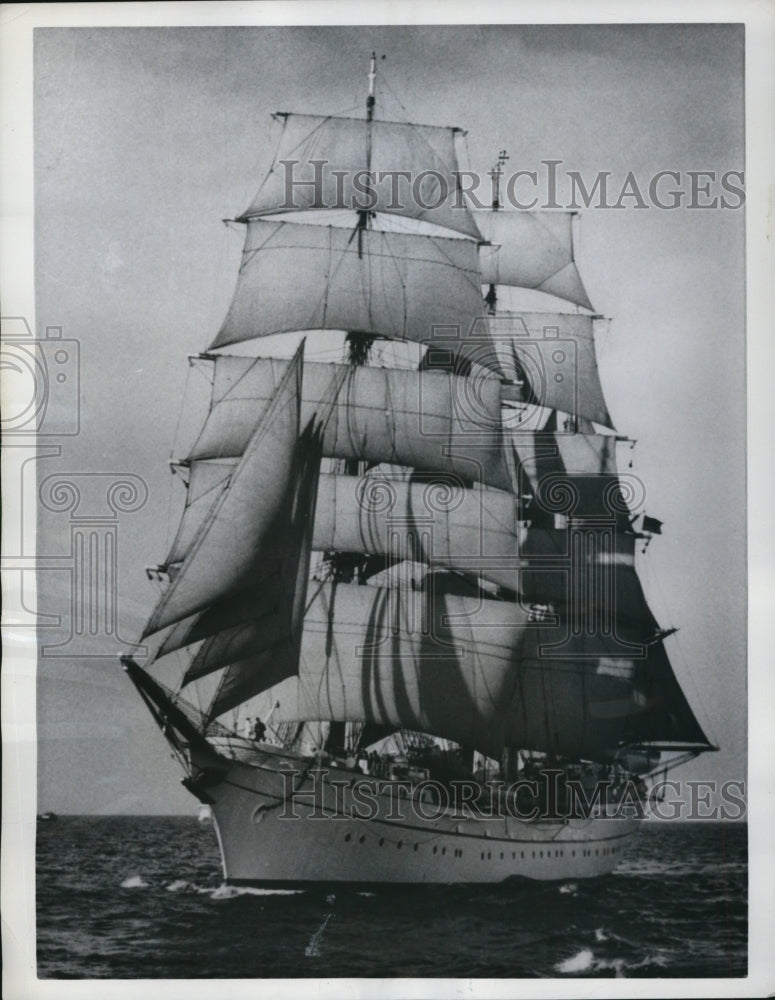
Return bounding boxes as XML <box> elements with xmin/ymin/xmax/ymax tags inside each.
<box><xmin>193</xmin><ymin>740</ymin><xmax>638</xmax><ymax>885</ymax></box>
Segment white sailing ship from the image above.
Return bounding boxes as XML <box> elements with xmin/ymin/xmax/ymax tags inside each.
<box><xmin>123</xmin><ymin>56</ymin><xmax>713</xmax><ymax>884</ymax></box>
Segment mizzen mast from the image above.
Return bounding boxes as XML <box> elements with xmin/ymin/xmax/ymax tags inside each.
<box><xmin>485</xmin><ymin>148</ymin><xmax>509</xmax><ymax>315</ymax></box>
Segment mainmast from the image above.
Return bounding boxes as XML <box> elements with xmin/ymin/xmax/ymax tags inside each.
<box><xmin>337</xmin><ymin>53</ymin><xmax>381</xmax><ymax>583</ymax></box>
<box><xmin>349</xmin><ymin>52</ymin><xmax>379</xmax><ymax>362</ymax></box>
<box><xmin>329</xmin><ymin>52</ymin><xmax>382</xmax><ymax>756</ymax></box>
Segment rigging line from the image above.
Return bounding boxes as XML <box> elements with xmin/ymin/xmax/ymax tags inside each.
<box><xmin>376</xmin><ymin>74</ymin><xmax>467</xmax><ymax>145</ymax></box>
<box><xmin>271</xmin><ymin>114</ymin><xmax>333</xmax><ymax>160</ymax></box>
<box><xmin>242</xmin><ymin>114</ymin><xmax>335</xmax><ymax>214</ymax></box>
<box><xmin>379</xmin><ymin>229</ymin><xmax>409</xmax><ymax>345</ymax></box>
<box><xmin>425</xmin><ymin>233</ymin><xmax>484</xmax><ymax>297</ymax></box>
<box><xmin>377</xmin><ymin>72</ymin><xmax>411</xmax><ymax>120</ymax></box>
<box><xmin>281</xmin><ymin>224</ymin><xmax>367</xmax><ymax>337</ymax></box>
<box><xmin>164</xmin><ymin>491</ymin><xmax>228</xmax><ymax>567</ymax></box>
<box><xmin>240</xmin><ymin>113</ymin><xmax>288</xmax><ymax>212</ymax></box>
<box><xmin>144</xmin><ymin>349</ymin><xmax>303</xmax><ymax>637</ymax></box>
<box><xmin>366</xmin><ymin>72</ymin><xmax>475</xmax><ymax>215</ymax></box>
<box><xmin>168</xmin><ymin>362</ymin><xmax>198</xmax><ymax>463</ymax></box>
<box><xmin>240</xmin><ymin>217</ymin><xmax>289</xmax><ymax>269</ymax></box>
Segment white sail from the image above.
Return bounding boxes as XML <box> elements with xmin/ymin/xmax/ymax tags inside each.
<box><xmin>188</xmin><ymin>357</ymin><xmax>513</xmax><ymax>491</ymax></box>
<box><xmin>496</xmin><ymin>312</ymin><xmax>611</xmax><ymax>427</ymax></box>
<box><xmin>204</xmin><ymin>420</ymin><xmax>323</xmax><ymax>719</ymax></box>
<box><xmin>165</xmin><ymin>459</ymin><xmax>235</xmax><ymax>565</ymax></box>
<box><xmin>235</xmin><ymin>582</ymin><xmax>531</xmax><ymax>759</ymax></box>
<box><xmin>474</xmin><ymin>209</ymin><xmax>593</xmax><ymax>310</ymax></box>
<box><xmin>313</xmin><ymin>471</ymin><xmax>521</xmax><ymax>590</ymax></box>
<box><xmin>512</xmin><ymin>426</ymin><xmax>618</xmax><ymax>488</ymax></box>
<box><xmin>142</xmin><ymin>345</ymin><xmax>303</xmax><ymax>638</ymax></box>
<box><xmin>240</xmin><ymin>113</ymin><xmax>481</xmax><ymax>238</ymax></box>
<box><xmin>211</xmin><ymin>221</ymin><xmax>493</xmax><ymax>370</ymax></box>
<box><xmin>248</xmin><ymin>582</ymin><xmax>708</xmax><ymax>761</ymax></box>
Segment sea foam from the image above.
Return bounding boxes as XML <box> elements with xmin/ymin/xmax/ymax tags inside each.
<box><xmin>556</xmin><ymin>948</ymin><xmax>594</xmax><ymax>974</ymax></box>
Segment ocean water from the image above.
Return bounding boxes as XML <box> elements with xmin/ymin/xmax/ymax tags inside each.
<box><xmin>36</xmin><ymin>817</ymin><xmax>746</xmax><ymax>979</ymax></box>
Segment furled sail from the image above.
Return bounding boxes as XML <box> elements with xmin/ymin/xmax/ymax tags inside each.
<box><xmin>188</xmin><ymin>357</ymin><xmax>513</xmax><ymax>491</ymax></box>
<box><xmin>210</xmin><ymin>221</ymin><xmax>495</xmax><ymax>373</ymax></box>
<box><xmin>473</xmin><ymin>209</ymin><xmax>593</xmax><ymax>310</ymax></box>
<box><xmin>252</xmin><ymin>582</ymin><xmax>710</xmax><ymax>761</ymax></box>
<box><xmin>239</xmin><ymin>113</ymin><xmax>481</xmax><ymax>238</ymax></box>
<box><xmin>141</xmin><ymin>344</ymin><xmax>305</xmax><ymax>638</ymax></box>
<box><xmin>496</xmin><ymin>312</ymin><xmax>612</xmax><ymax>427</ymax></box>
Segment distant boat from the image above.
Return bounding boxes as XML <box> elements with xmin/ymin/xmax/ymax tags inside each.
<box><xmin>37</xmin><ymin>812</ymin><xmax>58</xmax><ymax>822</ymax></box>
<box><xmin>122</xmin><ymin>54</ymin><xmax>713</xmax><ymax>885</ymax></box>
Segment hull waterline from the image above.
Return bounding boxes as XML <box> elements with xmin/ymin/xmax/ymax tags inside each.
<box><xmin>192</xmin><ymin>741</ymin><xmax>638</xmax><ymax>885</ymax></box>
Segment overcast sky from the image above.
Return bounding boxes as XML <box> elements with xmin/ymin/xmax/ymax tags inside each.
<box><xmin>31</xmin><ymin>23</ymin><xmax>745</xmax><ymax>814</ymax></box>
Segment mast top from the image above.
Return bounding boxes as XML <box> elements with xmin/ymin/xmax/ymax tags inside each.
<box><xmin>489</xmin><ymin>149</ymin><xmax>510</xmax><ymax>210</ymax></box>
<box><xmin>367</xmin><ymin>51</ymin><xmax>377</xmax><ymax>122</ymax></box>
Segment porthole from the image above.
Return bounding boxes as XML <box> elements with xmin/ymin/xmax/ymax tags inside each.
<box><xmin>414</xmin><ymin>843</ymin><xmax>419</xmax><ymax>852</ymax></box>
<box><xmin>397</xmin><ymin>841</ymin><xmax>403</xmax><ymax>850</ymax></box>
<box><xmin>359</xmin><ymin>835</ymin><xmax>365</xmax><ymax>844</ymax></box>
<box><xmin>379</xmin><ymin>838</ymin><xmax>384</xmax><ymax>846</ymax></box>
<box><xmin>441</xmin><ymin>847</ymin><xmax>446</xmax><ymax>856</ymax></box>
<box><xmin>344</xmin><ymin>833</ymin><xmax>351</xmax><ymax>842</ymax></box>
<box><xmin>433</xmin><ymin>846</ymin><xmax>437</xmax><ymax>855</ymax></box>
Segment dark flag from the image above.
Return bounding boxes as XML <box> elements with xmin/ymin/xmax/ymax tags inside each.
<box><xmin>642</xmin><ymin>514</ymin><xmax>663</xmax><ymax>535</ymax></box>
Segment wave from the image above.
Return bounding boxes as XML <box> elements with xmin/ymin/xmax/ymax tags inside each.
<box><xmin>556</xmin><ymin>948</ymin><xmax>594</xmax><ymax>973</ymax></box>
<box><xmin>305</xmin><ymin>913</ymin><xmax>333</xmax><ymax>958</ymax></box>
<box><xmin>210</xmin><ymin>884</ymin><xmax>305</xmax><ymax>899</ymax></box>
<box><xmin>120</xmin><ymin>875</ymin><xmax>149</xmax><ymax>889</ymax></box>
<box><xmin>556</xmin><ymin>946</ymin><xmax>670</xmax><ymax>977</ymax></box>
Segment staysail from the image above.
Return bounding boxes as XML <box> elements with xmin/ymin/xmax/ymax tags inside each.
<box><xmin>142</xmin><ymin>343</ymin><xmax>307</xmax><ymax>638</ymax></box>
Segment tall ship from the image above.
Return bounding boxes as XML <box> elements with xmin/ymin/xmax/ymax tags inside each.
<box><xmin>123</xmin><ymin>56</ymin><xmax>714</xmax><ymax>884</ymax></box>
